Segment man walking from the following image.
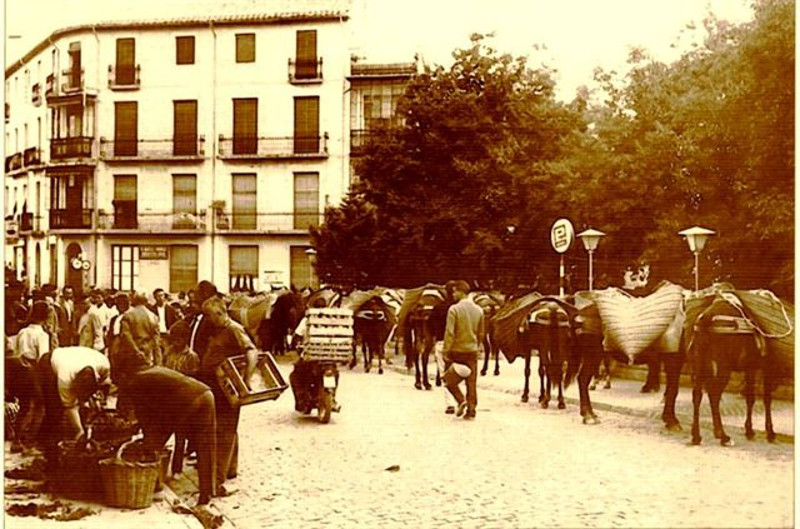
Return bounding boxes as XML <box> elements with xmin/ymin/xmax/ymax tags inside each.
<box><xmin>442</xmin><ymin>280</ymin><xmax>485</xmax><ymax>420</ymax></box>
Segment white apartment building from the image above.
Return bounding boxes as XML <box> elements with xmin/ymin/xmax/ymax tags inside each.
<box><xmin>5</xmin><ymin>8</ymin><xmax>354</xmax><ymax>295</ymax></box>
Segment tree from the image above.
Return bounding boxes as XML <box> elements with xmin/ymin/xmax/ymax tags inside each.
<box><xmin>312</xmin><ymin>34</ymin><xmax>584</xmax><ymax>289</ymax></box>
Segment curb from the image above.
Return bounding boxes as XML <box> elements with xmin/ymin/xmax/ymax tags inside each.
<box><xmin>384</xmin><ymin>362</ymin><xmax>794</xmax><ymax>444</ymax></box>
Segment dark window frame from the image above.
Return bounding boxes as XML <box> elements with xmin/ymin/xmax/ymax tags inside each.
<box><xmin>176</xmin><ymin>36</ymin><xmax>195</xmax><ymax>65</ymax></box>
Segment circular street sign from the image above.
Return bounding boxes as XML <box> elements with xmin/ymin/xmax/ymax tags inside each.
<box><xmin>550</xmin><ymin>218</ymin><xmax>575</xmax><ymax>254</ymax></box>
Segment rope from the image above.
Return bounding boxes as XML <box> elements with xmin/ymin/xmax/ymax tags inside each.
<box><xmin>719</xmin><ymin>291</ymin><xmax>793</xmax><ymax>339</ymax></box>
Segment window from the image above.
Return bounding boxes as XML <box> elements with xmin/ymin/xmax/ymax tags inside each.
<box><xmin>114</xmin><ymin>101</ymin><xmax>137</xmax><ymax>156</ymax></box>
<box><xmin>173</xmin><ymin>174</ymin><xmax>197</xmax><ymax>228</ymax></box>
<box><xmin>235</xmin><ymin>33</ymin><xmax>255</xmax><ymax>63</ymax></box>
<box><xmin>294</xmin><ymin>96</ymin><xmax>319</xmax><ymax>154</ymax></box>
<box><xmin>173</xmin><ymin>100</ymin><xmax>198</xmax><ymax>155</ymax></box>
<box><xmin>232</xmin><ymin>174</ymin><xmax>256</xmax><ymax>230</ymax></box>
<box><xmin>111</xmin><ymin>245</ymin><xmax>139</xmax><ymax>291</ymax></box>
<box><xmin>170</xmin><ymin>245</ymin><xmax>198</xmax><ymax>293</ymax></box>
<box><xmin>232</xmin><ymin>98</ymin><xmax>257</xmax><ymax>154</ymax></box>
<box><xmin>229</xmin><ymin>246</ymin><xmax>258</xmax><ymax>292</ymax></box>
<box><xmin>295</xmin><ymin>30</ymin><xmax>318</xmax><ymax>79</ymax></box>
<box><xmin>115</xmin><ymin>38</ymin><xmax>136</xmax><ymax>84</ymax></box>
<box><xmin>290</xmin><ymin>246</ymin><xmax>315</xmax><ymax>289</ymax></box>
<box><xmin>113</xmin><ymin>175</ymin><xmax>137</xmax><ymax>228</ymax></box>
<box><xmin>176</xmin><ymin>36</ymin><xmax>195</xmax><ymax>65</ymax></box>
<box><xmin>68</xmin><ymin>42</ymin><xmax>81</xmax><ymax>88</ymax></box>
<box><xmin>293</xmin><ymin>172</ymin><xmax>319</xmax><ymax>229</ymax></box>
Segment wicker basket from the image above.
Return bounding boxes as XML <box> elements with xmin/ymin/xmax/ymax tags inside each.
<box><xmin>56</xmin><ymin>439</ymin><xmax>117</xmax><ymax>497</ymax></box>
<box><xmin>98</xmin><ymin>439</ymin><xmax>160</xmax><ymax>509</ymax></box>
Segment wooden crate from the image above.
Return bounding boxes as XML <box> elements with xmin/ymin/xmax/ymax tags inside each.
<box><xmin>215</xmin><ymin>352</ymin><xmax>288</xmax><ymax>407</ymax></box>
<box><xmin>304</xmin><ymin>308</ymin><xmax>354</xmax><ymax>363</ymax></box>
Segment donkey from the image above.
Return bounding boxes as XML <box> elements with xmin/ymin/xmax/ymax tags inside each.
<box><xmin>688</xmin><ymin>294</ymin><xmax>777</xmax><ymax>446</ymax></box>
<box><xmin>352</xmin><ymin>296</ymin><xmax>394</xmax><ymax>374</ymax></box>
<box><xmin>401</xmin><ymin>286</ymin><xmax>450</xmax><ymax>390</ymax></box>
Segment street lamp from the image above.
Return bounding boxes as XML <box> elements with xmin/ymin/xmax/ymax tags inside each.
<box><xmin>577</xmin><ymin>228</ymin><xmax>606</xmax><ymax>291</ymax></box>
<box><xmin>678</xmin><ymin>226</ymin><xmax>715</xmax><ymax>292</ymax></box>
<box><xmin>305</xmin><ymin>248</ymin><xmax>317</xmax><ymax>289</ymax></box>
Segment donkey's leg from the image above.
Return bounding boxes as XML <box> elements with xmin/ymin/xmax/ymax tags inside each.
<box><xmin>691</xmin><ymin>381</ymin><xmax>704</xmax><ymax>445</ymax></box>
<box><xmin>579</xmin><ymin>351</ymin><xmax>601</xmax><ymax>424</ymax></box>
<box><xmin>710</xmin><ymin>370</ymin><xmax>733</xmax><ymax>446</ymax></box>
<box><xmin>763</xmin><ymin>373</ymin><xmax>776</xmax><ymax>443</ymax></box>
<box><xmin>743</xmin><ymin>366</ymin><xmax>756</xmax><ymax>440</ymax></box>
<box><xmin>413</xmin><ymin>339</ymin><xmax>423</xmax><ymax>390</ymax></box>
<box><xmin>662</xmin><ymin>353</ymin><xmax>684</xmax><ymax>431</ymax></box>
<box><xmin>540</xmin><ymin>358</ymin><xmax>551</xmax><ymax>409</ymax></box>
<box><xmin>537</xmin><ymin>356</ymin><xmax>547</xmax><ymax>404</ymax></box>
<box><xmin>556</xmin><ymin>374</ymin><xmax>566</xmax><ymax>410</ymax></box>
<box><xmin>480</xmin><ymin>344</ymin><xmax>489</xmax><ymax>377</ymax></box>
<box><xmin>377</xmin><ymin>341</ymin><xmax>384</xmax><ymax>375</ymax></box>
<box><xmin>521</xmin><ymin>354</ymin><xmax>531</xmax><ymax>403</ymax></box>
<box><xmin>493</xmin><ymin>342</ymin><xmax>501</xmax><ymax>376</ymax></box>
<box><xmin>421</xmin><ymin>335</ymin><xmax>433</xmax><ymax>390</ymax></box>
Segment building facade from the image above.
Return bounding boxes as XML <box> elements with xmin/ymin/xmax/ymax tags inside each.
<box><xmin>5</xmin><ymin>7</ymin><xmax>416</xmax><ymax>297</ymax></box>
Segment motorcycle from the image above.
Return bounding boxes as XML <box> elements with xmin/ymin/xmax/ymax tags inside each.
<box><xmin>289</xmin><ymin>356</ymin><xmax>341</xmax><ymax>424</ymax></box>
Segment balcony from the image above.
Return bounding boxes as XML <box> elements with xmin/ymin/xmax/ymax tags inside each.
<box><xmin>97</xmin><ymin>210</ymin><xmax>207</xmax><ymax>232</ymax></box>
<box><xmin>50</xmin><ymin>208</ymin><xmax>93</xmax><ymax>230</ymax></box>
<box><xmin>5</xmin><ymin>152</ymin><xmax>23</xmax><ymax>172</ymax></box>
<box><xmin>99</xmin><ymin>137</ymin><xmax>205</xmax><ymax>162</ymax></box>
<box><xmin>23</xmin><ymin>147</ymin><xmax>42</xmax><ymax>167</ymax></box>
<box><xmin>108</xmin><ymin>64</ymin><xmax>141</xmax><ymax>90</ymax></box>
<box><xmin>50</xmin><ymin>137</ymin><xmax>94</xmax><ymax>160</ymax></box>
<box><xmin>214</xmin><ymin>211</ymin><xmax>322</xmax><ymax>233</ymax></box>
<box><xmin>217</xmin><ymin>134</ymin><xmax>328</xmax><ymax>160</ymax></box>
<box><xmin>288</xmin><ymin>58</ymin><xmax>323</xmax><ymax>84</ymax></box>
<box><xmin>31</xmin><ymin>83</ymin><xmax>42</xmax><ymax>106</ymax></box>
<box><xmin>61</xmin><ymin>68</ymin><xmax>84</xmax><ymax>94</ymax></box>
<box><xmin>18</xmin><ymin>213</ymin><xmax>33</xmax><ymax>233</ymax></box>
<box><xmin>349</xmin><ymin>62</ymin><xmax>417</xmax><ymax>80</ymax></box>
<box><xmin>45</xmin><ymin>73</ymin><xmax>56</xmax><ymax>97</ymax></box>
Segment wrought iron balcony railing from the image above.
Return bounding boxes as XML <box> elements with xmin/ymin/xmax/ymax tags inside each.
<box><xmin>108</xmin><ymin>64</ymin><xmax>141</xmax><ymax>90</ymax></box>
<box><xmin>5</xmin><ymin>152</ymin><xmax>23</xmax><ymax>172</ymax></box>
<box><xmin>217</xmin><ymin>134</ymin><xmax>328</xmax><ymax>159</ymax></box>
<box><xmin>31</xmin><ymin>83</ymin><xmax>42</xmax><ymax>106</ymax></box>
<box><xmin>49</xmin><ymin>208</ymin><xmax>93</xmax><ymax>230</ymax></box>
<box><xmin>50</xmin><ymin>137</ymin><xmax>94</xmax><ymax>160</ymax></box>
<box><xmin>214</xmin><ymin>211</ymin><xmax>322</xmax><ymax>232</ymax></box>
<box><xmin>97</xmin><ymin>210</ymin><xmax>207</xmax><ymax>232</ymax></box>
<box><xmin>99</xmin><ymin>137</ymin><xmax>205</xmax><ymax>160</ymax></box>
<box><xmin>288</xmin><ymin>58</ymin><xmax>323</xmax><ymax>84</ymax></box>
<box><xmin>23</xmin><ymin>147</ymin><xmax>42</xmax><ymax>167</ymax></box>
<box><xmin>61</xmin><ymin>67</ymin><xmax>84</xmax><ymax>93</ymax></box>
<box><xmin>45</xmin><ymin>73</ymin><xmax>56</xmax><ymax>97</ymax></box>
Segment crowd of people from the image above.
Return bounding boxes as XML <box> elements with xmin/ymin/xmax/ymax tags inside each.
<box><xmin>4</xmin><ymin>280</ymin><xmax>258</xmax><ymax>506</ymax></box>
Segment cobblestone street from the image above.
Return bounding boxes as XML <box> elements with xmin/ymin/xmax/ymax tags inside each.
<box><xmin>173</xmin><ymin>358</ymin><xmax>793</xmax><ymax>529</ymax></box>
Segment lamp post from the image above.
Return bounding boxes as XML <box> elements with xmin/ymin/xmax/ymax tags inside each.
<box><xmin>678</xmin><ymin>226</ymin><xmax>715</xmax><ymax>292</ymax></box>
<box><xmin>577</xmin><ymin>228</ymin><xmax>606</xmax><ymax>291</ymax></box>
<box><xmin>305</xmin><ymin>248</ymin><xmax>317</xmax><ymax>290</ymax></box>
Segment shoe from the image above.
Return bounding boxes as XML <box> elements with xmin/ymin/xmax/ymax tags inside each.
<box><xmin>215</xmin><ymin>484</ymin><xmax>239</xmax><ymax>498</ymax></box>
<box><xmin>455</xmin><ymin>402</ymin><xmax>467</xmax><ymax>418</ymax></box>
<box><xmin>463</xmin><ymin>412</ymin><xmax>476</xmax><ymax>420</ymax></box>
<box><xmin>445</xmin><ymin>406</ymin><xmax>455</xmax><ymax>415</ymax></box>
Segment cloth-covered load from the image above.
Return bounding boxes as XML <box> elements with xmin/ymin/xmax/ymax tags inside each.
<box><xmin>589</xmin><ymin>281</ymin><xmax>685</xmax><ymax>362</ymax></box>
<box><xmin>226</xmin><ymin>291</ymin><xmax>283</xmax><ymax>339</ymax></box>
<box><xmin>489</xmin><ymin>291</ymin><xmax>543</xmax><ymax>363</ymax></box>
<box><xmin>396</xmin><ymin>283</ymin><xmax>447</xmax><ymax>333</ymax></box>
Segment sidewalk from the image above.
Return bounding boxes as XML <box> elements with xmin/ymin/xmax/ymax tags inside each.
<box><xmin>389</xmin><ymin>352</ymin><xmax>794</xmax><ymax>442</ymax></box>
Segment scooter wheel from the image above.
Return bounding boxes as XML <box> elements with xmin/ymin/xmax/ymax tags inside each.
<box><xmin>318</xmin><ymin>391</ymin><xmax>333</xmax><ymax>424</ymax></box>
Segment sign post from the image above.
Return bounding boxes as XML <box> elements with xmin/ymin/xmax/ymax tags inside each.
<box><xmin>550</xmin><ymin>218</ymin><xmax>574</xmax><ymax>297</ymax></box>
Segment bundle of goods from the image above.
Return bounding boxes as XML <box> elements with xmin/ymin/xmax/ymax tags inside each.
<box><xmin>489</xmin><ymin>291</ymin><xmax>543</xmax><ymax>363</ymax></box>
<box><xmin>302</xmin><ymin>307</ymin><xmax>354</xmax><ymax>363</ymax></box>
<box><xmin>86</xmin><ymin>410</ymin><xmax>140</xmax><ymax>444</ymax></box>
<box><xmin>589</xmin><ymin>281</ymin><xmax>685</xmax><ymax>363</ymax></box>
<box><xmin>98</xmin><ymin>439</ymin><xmax>164</xmax><ymax>509</ymax></box>
<box><xmin>216</xmin><ymin>352</ymin><xmax>288</xmax><ymax>407</ymax></box>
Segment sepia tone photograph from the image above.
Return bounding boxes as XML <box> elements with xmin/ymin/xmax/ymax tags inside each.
<box><xmin>2</xmin><ymin>0</ymin><xmax>794</xmax><ymax>527</ymax></box>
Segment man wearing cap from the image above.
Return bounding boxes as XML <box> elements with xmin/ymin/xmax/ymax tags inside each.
<box><xmin>442</xmin><ymin>280</ymin><xmax>485</xmax><ymax>420</ymax></box>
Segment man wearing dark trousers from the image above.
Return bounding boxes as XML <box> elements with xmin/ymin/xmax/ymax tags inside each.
<box><xmin>443</xmin><ymin>281</ymin><xmax>485</xmax><ymax>420</ymax></box>
<box><xmin>122</xmin><ymin>366</ymin><xmax>217</xmax><ymax>506</ymax></box>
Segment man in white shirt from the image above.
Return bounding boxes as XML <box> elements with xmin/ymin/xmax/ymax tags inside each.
<box><xmin>148</xmin><ymin>288</ymin><xmax>179</xmax><ymax>336</ymax></box>
<box><xmin>12</xmin><ymin>301</ymin><xmax>51</xmax><ymax>452</ymax></box>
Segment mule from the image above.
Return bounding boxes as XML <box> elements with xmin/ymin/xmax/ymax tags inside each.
<box><xmin>473</xmin><ymin>292</ymin><xmax>504</xmax><ymax>377</ymax></box>
<box><xmin>400</xmin><ymin>286</ymin><xmax>450</xmax><ymax>390</ymax></box>
<box><xmin>352</xmin><ymin>296</ymin><xmax>394</xmax><ymax>374</ymax></box>
<box><xmin>256</xmin><ymin>290</ymin><xmax>305</xmax><ymax>356</ymax></box>
<box><xmin>688</xmin><ymin>295</ymin><xmax>776</xmax><ymax>446</ymax></box>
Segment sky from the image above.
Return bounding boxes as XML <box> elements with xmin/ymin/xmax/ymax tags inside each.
<box><xmin>3</xmin><ymin>0</ymin><xmax>755</xmax><ymax>101</ymax></box>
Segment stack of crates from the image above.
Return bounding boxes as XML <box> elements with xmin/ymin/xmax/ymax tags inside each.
<box><xmin>303</xmin><ymin>307</ymin><xmax>354</xmax><ymax>363</ymax></box>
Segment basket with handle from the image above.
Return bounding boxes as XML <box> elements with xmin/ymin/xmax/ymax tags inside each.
<box><xmin>98</xmin><ymin>438</ymin><xmax>160</xmax><ymax>509</ymax></box>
